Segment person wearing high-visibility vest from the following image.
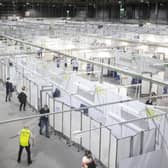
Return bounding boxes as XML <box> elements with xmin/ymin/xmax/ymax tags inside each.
<box><xmin>17</xmin><ymin>126</ymin><xmax>34</xmax><ymax>165</ymax></box>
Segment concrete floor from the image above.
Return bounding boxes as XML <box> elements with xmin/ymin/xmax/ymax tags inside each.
<box><xmin>0</xmin><ymin>83</ymin><xmax>103</xmax><ymax>168</ymax></box>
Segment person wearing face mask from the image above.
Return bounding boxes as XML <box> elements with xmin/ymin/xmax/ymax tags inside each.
<box><xmin>39</xmin><ymin>104</ymin><xmax>50</xmax><ymax>138</ymax></box>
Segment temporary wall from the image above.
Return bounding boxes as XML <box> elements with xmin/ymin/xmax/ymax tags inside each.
<box><xmin>0</xmin><ymin>57</ymin><xmax>164</xmax><ymax>168</ymax></box>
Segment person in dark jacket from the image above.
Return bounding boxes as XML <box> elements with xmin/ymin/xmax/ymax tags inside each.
<box><xmin>5</xmin><ymin>77</ymin><xmax>13</xmax><ymax>102</ymax></box>
<box><xmin>146</xmin><ymin>98</ymin><xmax>153</xmax><ymax>105</ymax></box>
<box><xmin>39</xmin><ymin>105</ymin><xmax>50</xmax><ymax>138</ymax></box>
<box><xmin>18</xmin><ymin>86</ymin><xmax>27</xmax><ymax>111</ymax></box>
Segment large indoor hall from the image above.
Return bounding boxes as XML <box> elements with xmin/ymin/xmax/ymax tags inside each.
<box><xmin>0</xmin><ymin>0</ymin><xmax>168</xmax><ymax>168</ymax></box>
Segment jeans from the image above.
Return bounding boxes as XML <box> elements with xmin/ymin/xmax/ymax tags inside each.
<box><xmin>20</xmin><ymin>102</ymin><xmax>26</xmax><ymax>111</ymax></box>
<box><xmin>73</xmin><ymin>67</ymin><xmax>78</xmax><ymax>71</ymax></box>
<box><xmin>6</xmin><ymin>92</ymin><xmax>12</xmax><ymax>102</ymax></box>
<box><xmin>39</xmin><ymin>118</ymin><xmax>49</xmax><ymax>137</ymax></box>
<box><xmin>17</xmin><ymin>145</ymin><xmax>32</xmax><ymax>164</ymax></box>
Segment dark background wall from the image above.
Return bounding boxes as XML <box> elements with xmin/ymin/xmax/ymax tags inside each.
<box><xmin>0</xmin><ymin>0</ymin><xmax>167</xmax><ymax>21</ymax></box>
<box><xmin>125</xmin><ymin>0</ymin><xmax>168</xmax><ymax>21</ymax></box>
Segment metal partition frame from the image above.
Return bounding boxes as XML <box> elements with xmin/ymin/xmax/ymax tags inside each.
<box><xmin>0</xmin><ymin>56</ymin><xmax>167</xmax><ymax>168</ymax></box>
<box><xmin>43</xmin><ymin>92</ymin><xmax>118</xmax><ymax>168</ymax></box>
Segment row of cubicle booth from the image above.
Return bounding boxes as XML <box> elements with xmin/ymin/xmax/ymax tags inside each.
<box><xmin>0</xmin><ymin>32</ymin><xmax>167</xmax><ymax>168</ymax></box>
<box><xmin>0</xmin><ymin>19</ymin><xmax>168</xmax><ymax>168</ymax></box>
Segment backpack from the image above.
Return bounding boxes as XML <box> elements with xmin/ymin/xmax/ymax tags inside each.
<box><xmin>18</xmin><ymin>92</ymin><xmax>27</xmax><ymax>102</ymax></box>
<box><xmin>10</xmin><ymin>83</ymin><xmax>15</xmax><ymax>92</ymax></box>
<box><xmin>53</xmin><ymin>88</ymin><xmax>61</xmax><ymax>98</ymax></box>
<box><xmin>88</xmin><ymin>160</ymin><xmax>96</xmax><ymax>168</ymax></box>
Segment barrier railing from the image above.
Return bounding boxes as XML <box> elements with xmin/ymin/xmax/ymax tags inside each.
<box><xmin>43</xmin><ymin>92</ymin><xmax>160</xmax><ymax>168</ymax></box>
<box><xmin>0</xmin><ymin>52</ymin><xmax>167</xmax><ymax>168</ymax></box>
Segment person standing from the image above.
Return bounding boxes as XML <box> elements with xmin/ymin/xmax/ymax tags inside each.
<box><xmin>18</xmin><ymin>86</ymin><xmax>27</xmax><ymax>111</ymax></box>
<box><xmin>146</xmin><ymin>98</ymin><xmax>153</xmax><ymax>105</ymax></box>
<box><xmin>17</xmin><ymin>126</ymin><xmax>34</xmax><ymax>165</ymax></box>
<box><xmin>64</xmin><ymin>57</ymin><xmax>68</xmax><ymax>68</ymax></box>
<box><xmin>5</xmin><ymin>77</ymin><xmax>13</xmax><ymax>102</ymax></box>
<box><xmin>72</xmin><ymin>59</ymin><xmax>79</xmax><ymax>72</ymax></box>
<box><xmin>39</xmin><ymin>105</ymin><xmax>50</xmax><ymax>138</ymax></box>
<box><xmin>56</xmin><ymin>57</ymin><xmax>61</xmax><ymax>68</ymax></box>
<box><xmin>37</xmin><ymin>48</ymin><xmax>43</xmax><ymax>59</ymax></box>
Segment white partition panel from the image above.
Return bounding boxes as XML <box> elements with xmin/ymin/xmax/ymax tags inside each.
<box><xmin>141</xmin><ymin>73</ymin><xmax>151</xmax><ymax>95</ymax></box>
<box><xmin>2</xmin><ymin>63</ymin><xmax>5</xmax><ymax>82</ymax></box>
<box><xmin>71</xmin><ymin>111</ymin><xmax>81</xmax><ymax>144</ymax></box>
<box><xmin>11</xmin><ymin>66</ymin><xmax>16</xmax><ymax>85</ymax></box>
<box><xmin>0</xmin><ymin>62</ymin><xmax>2</xmax><ymax>80</ymax></box>
<box><xmin>54</xmin><ymin>100</ymin><xmax>62</xmax><ymax>113</ymax></box>
<box><xmin>133</xmin><ymin>133</ymin><xmax>141</xmax><ymax>156</ymax></box>
<box><xmin>2</xmin><ymin>63</ymin><xmax>7</xmax><ymax>82</ymax></box>
<box><xmin>31</xmin><ymin>82</ymin><xmax>38</xmax><ymax>108</ymax></box>
<box><xmin>63</xmin><ymin>111</ymin><xmax>71</xmax><ymax>138</ymax></box>
<box><xmin>90</xmin><ymin>120</ymin><xmax>100</xmax><ymax>159</ymax></box>
<box><xmin>117</xmin><ymin>137</ymin><xmax>131</xmax><ymax>164</ymax></box>
<box><xmin>2</xmin><ymin>63</ymin><xmax>6</xmax><ymax>82</ymax></box>
<box><xmin>143</xmin><ymin>129</ymin><xmax>156</xmax><ymax>153</ymax></box>
<box><xmin>119</xmin><ymin>150</ymin><xmax>162</xmax><ymax>168</ymax></box>
<box><xmin>41</xmin><ymin>91</ymin><xmax>47</xmax><ymax>106</ymax></box>
<box><xmin>55</xmin><ymin>112</ymin><xmax>63</xmax><ymax>132</ymax></box>
<box><xmin>100</xmin><ymin>127</ymin><xmax>110</xmax><ymax>166</ymax></box>
<box><xmin>110</xmin><ymin>124</ymin><xmax>122</xmax><ymax>138</ymax></box>
<box><xmin>9</xmin><ymin>66</ymin><xmax>15</xmax><ymax>83</ymax></box>
<box><xmin>34</xmin><ymin>84</ymin><xmax>38</xmax><ymax>109</ymax></box>
<box><xmin>82</xmin><ymin>114</ymin><xmax>90</xmax><ymax>150</ymax></box>
<box><xmin>109</xmin><ymin>135</ymin><xmax>117</xmax><ymax>168</ymax></box>
<box><xmin>15</xmin><ymin>71</ymin><xmax>23</xmax><ymax>92</ymax></box>
<box><xmin>48</xmin><ymin>96</ymin><xmax>54</xmax><ymax>128</ymax></box>
<box><xmin>25</xmin><ymin>78</ymin><xmax>30</xmax><ymax>104</ymax></box>
<box><xmin>49</xmin><ymin>97</ymin><xmax>54</xmax><ymax>113</ymax></box>
<box><xmin>46</xmin><ymin>94</ymin><xmax>49</xmax><ymax>108</ymax></box>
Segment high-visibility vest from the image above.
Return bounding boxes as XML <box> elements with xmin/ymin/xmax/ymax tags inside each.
<box><xmin>19</xmin><ymin>128</ymin><xmax>31</xmax><ymax>147</ymax></box>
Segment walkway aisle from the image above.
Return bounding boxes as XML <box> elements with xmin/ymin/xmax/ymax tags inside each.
<box><xmin>0</xmin><ymin>83</ymin><xmax>93</xmax><ymax>168</ymax></box>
